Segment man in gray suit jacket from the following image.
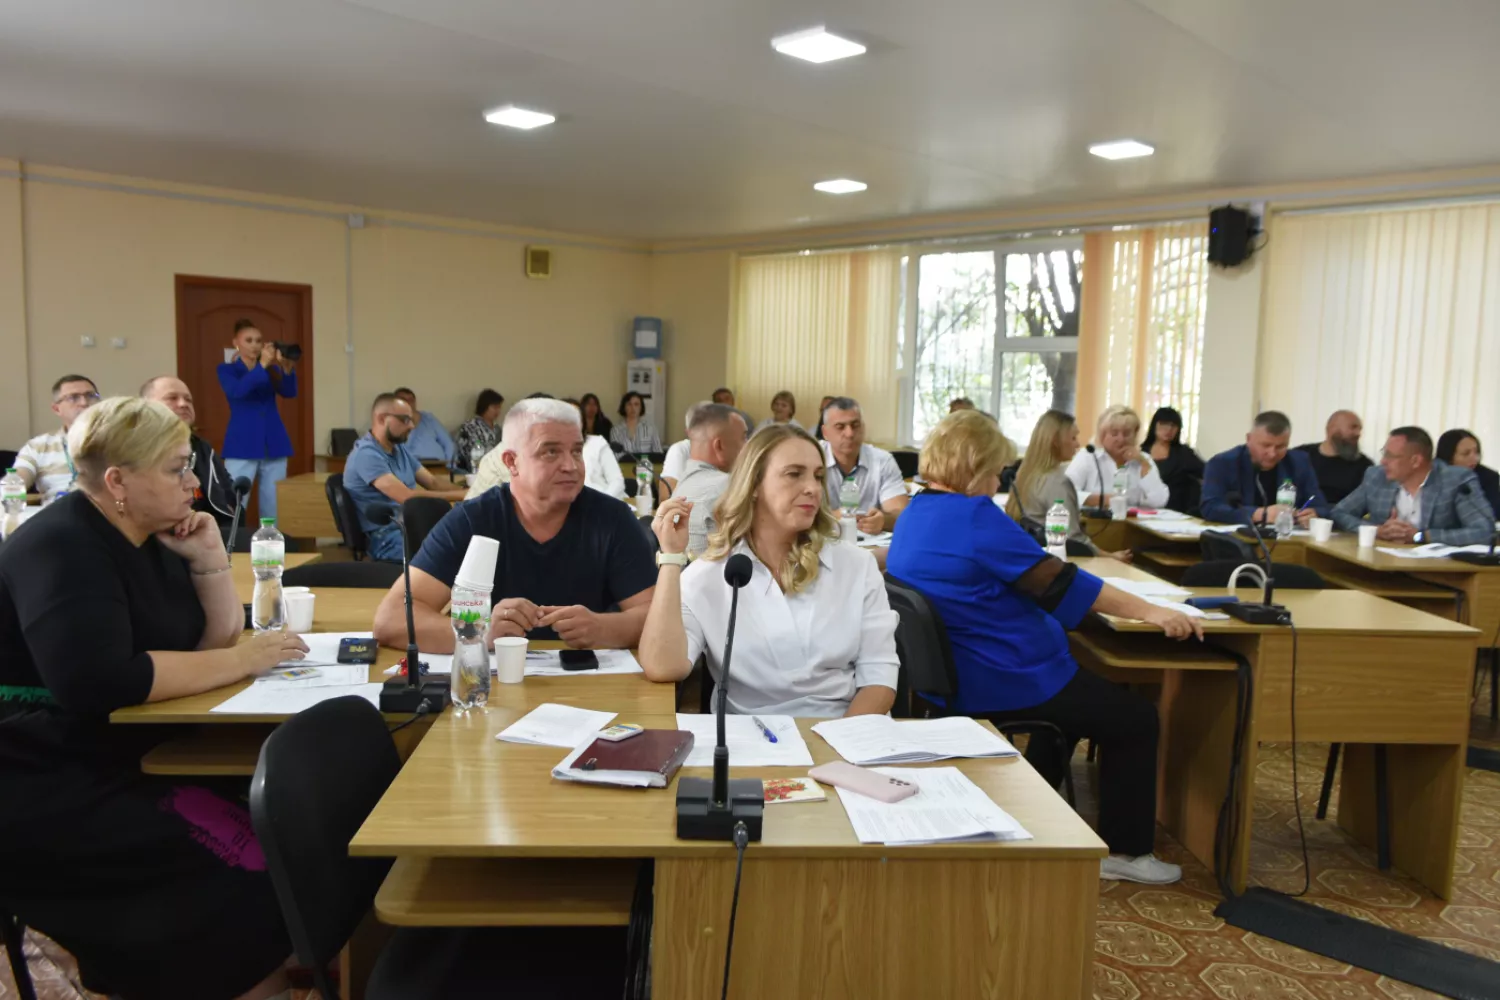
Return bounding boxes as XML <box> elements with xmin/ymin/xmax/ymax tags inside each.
<box><xmin>1332</xmin><ymin>426</ymin><xmax>1496</xmax><ymax>546</ymax></box>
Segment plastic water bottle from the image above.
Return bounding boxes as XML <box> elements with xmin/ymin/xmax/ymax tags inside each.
<box><xmin>250</xmin><ymin>518</ymin><xmax>285</xmax><ymax>633</ymax></box>
<box><xmin>1045</xmin><ymin>499</ymin><xmax>1070</xmax><ymax>558</ymax></box>
<box><xmin>1275</xmin><ymin>479</ymin><xmax>1297</xmax><ymax>539</ymax></box>
<box><xmin>1</xmin><ymin>468</ymin><xmax>25</xmax><ymax>541</ymax></box>
<box><xmin>468</xmin><ymin>441</ymin><xmax>487</xmax><ymax>475</ymax></box>
<box><xmin>635</xmin><ymin>461</ymin><xmax>654</xmax><ymax>516</ymax></box>
<box><xmin>838</xmin><ymin>479</ymin><xmax>861</xmax><ymax>541</ymax></box>
<box><xmin>450</xmin><ymin>580</ymin><xmax>492</xmax><ymax>711</ymax></box>
<box><xmin>1111</xmin><ymin>466</ymin><xmax>1130</xmax><ymax>503</ymax></box>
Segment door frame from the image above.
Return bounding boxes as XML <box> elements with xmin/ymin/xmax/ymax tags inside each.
<box><xmin>174</xmin><ymin>274</ymin><xmax>316</xmax><ymax>474</ymax></box>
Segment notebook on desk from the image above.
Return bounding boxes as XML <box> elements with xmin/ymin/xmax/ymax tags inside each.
<box><xmin>552</xmin><ymin>729</ymin><xmax>694</xmax><ymax>788</ymax></box>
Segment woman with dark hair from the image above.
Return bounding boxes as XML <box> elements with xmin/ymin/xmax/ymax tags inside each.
<box><xmin>579</xmin><ymin>393</ymin><xmax>613</xmax><ymax>441</ymax></box>
<box><xmin>1143</xmin><ymin>406</ymin><xmax>1204</xmax><ymax>513</ymax></box>
<box><xmin>454</xmin><ymin>388</ymin><xmax>505</xmax><ymax>474</ymax></box>
<box><xmin>217</xmin><ymin>318</ymin><xmax>296</xmax><ymax>520</ymax></box>
<box><xmin>1437</xmin><ymin>429</ymin><xmax>1500</xmax><ymax>517</ymax></box>
<box><xmin>610</xmin><ymin>391</ymin><xmax>663</xmax><ymax>455</ymax></box>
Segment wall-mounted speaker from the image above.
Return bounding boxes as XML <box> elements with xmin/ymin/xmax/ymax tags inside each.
<box><xmin>1208</xmin><ymin>206</ymin><xmax>1256</xmax><ymax>268</ymax></box>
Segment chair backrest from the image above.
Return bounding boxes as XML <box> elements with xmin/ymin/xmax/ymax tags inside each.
<box><xmin>1199</xmin><ymin>530</ymin><xmax>1256</xmax><ymax>563</ymax></box>
<box><xmin>282</xmin><ymin>561</ymin><xmax>404</xmax><ymax>589</ymax></box>
<box><xmin>328</xmin><ymin>429</ymin><xmax>359</xmax><ymax>457</ymax></box>
<box><xmin>249</xmin><ymin>696</ymin><xmax>401</xmax><ymax>998</ymax></box>
<box><xmin>0</xmin><ymin>450</ymin><xmax>17</xmax><ymax>473</ymax></box>
<box><xmin>891</xmin><ymin>450</ymin><xmax>919</xmax><ymax>479</ymax></box>
<box><xmin>883</xmin><ymin>577</ymin><xmax>960</xmax><ymax>713</ymax></box>
<box><xmin>1181</xmin><ymin>559</ymin><xmax>1328</xmax><ymax>589</ymax></box>
<box><xmin>325</xmin><ymin>475</ymin><xmax>367</xmax><ymax>558</ymax></box>
<box><xmin>401</xmin><ymin>496</ymin><xmax>452</xmax><ymax>560</ymax></box>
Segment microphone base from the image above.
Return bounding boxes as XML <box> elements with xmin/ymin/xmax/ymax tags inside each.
<box><xmin>1223</xmin><ymin>602</ymin><xmax>1291</xmax><ymax>626</ymax></box>
<box><xmin>675</xmin><ymin>776</ymin><xmax>764</xmax><ymax>842</ymax></box>
<box><xmin>378</xmin><ymin>676</ymin><xmax>450</xmax><ymax>715</ymax></box>
<box><xmin>1236</xmin><ymin>525</ymin><xmax>1278</xmax><ymax>540</ymax></box>
<box><xmin>1449</xmin><ymin>552</ymin><xmax>1500</xmax><ymax>566</ymax></box>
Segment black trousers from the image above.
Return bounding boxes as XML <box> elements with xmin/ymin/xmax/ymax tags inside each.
<box><xmin>983</xmin><ymin>666</ymin><xmax>1159</xmax><ymax>857</ymax></box>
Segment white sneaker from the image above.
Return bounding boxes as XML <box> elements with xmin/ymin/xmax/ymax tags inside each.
<box><xmin>1100</xmin><ymin>853</ymin><xmax>1182</xmax><ymax>884</ymax></box>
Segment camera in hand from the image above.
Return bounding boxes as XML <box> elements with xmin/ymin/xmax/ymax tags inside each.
<box><xmin>272</xmin><ymin>341</ymin><xmax>302</xmax><ymax>362</ymax></box>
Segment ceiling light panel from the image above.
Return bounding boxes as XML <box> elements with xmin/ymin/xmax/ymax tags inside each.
<box><xmin>484</xmin><ymin>105</ymin><xmax>556</xmax><ymax>130</ymax></box>
<box><xmin>772</xmin><ymin>27</ymin><xmax>866</xmax><ymax>64</ymax></box>
<box><xmin>1088</xmin><ymin>140</ymin><xmax>1154</xmax><ymax>160</ymax></box>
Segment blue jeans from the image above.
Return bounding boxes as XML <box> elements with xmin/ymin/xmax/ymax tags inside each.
<box><xmin>367</xmin><ymin>523</ymin><xmax>404</xmax><ymax>563</ymax></box>
<box><xmin>223</xmin><ymin>457</ymin><xmax>288</xmax><ymax>522</ymax></box>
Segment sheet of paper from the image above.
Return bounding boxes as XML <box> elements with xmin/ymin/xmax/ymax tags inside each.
<box><xmin>1377</xmin><ymin>543</ymin><xmax>1495</xmax><ymax>559</ymax></box>
<box><xmin>1134</xmin><ymin>509</ymin><xmax>1189</xmax><ymax>521</ymax></box>
<box><xmin>496</xmin><ymin>703</ymin><xmax>617</xmax><ymax>748</ymax></box>
<box><xmin>674</xmin><ymin>713</ymin><xmax>814</xmax><ymax>767</ymax></box>
<box><xmin>1101</xmin><ymin>577</ymin><xmax>1191</xmax><ymax>599</ymax></box>
<box><xmin>857</xmin><ymin>531</ymin><xmax>893</xmax><ymax>548</ymax></box>
<box><xmin>283</xmin><ymin>632</ymin><xmax>374</xmax><ymax>667</ymax></box>
<box><xmin>260</xmin><ymin>664</ymin><xmax>370</xmax><ymax>688</ymax></box>
<box><xmin>211</xmin><ymin>681</ymin><xmax>383</xmax><ymax>714</ymax></box>
<box><xmin>551</xmin><ymin>742</ymin><xmax>656</xmax><ymax>787</ymax></box>
<box><xmin>834</xmin><ymin>766</ymin><xmax>1032</xmax><ymax>846</ymax></box>
<box><xmin>1144</xmin><ymin>522</ymin><xmax>1208</xmax><ymax>537</ymax></box>
<box><xmin>812</xmin><ymin>715</ymin><xmax>1018</xmax><ymax>765</ymax></box>
<box><xmin>389</xmin><ymin>648</ymin><xmax>643</xmax><ymax>677</ymax></box>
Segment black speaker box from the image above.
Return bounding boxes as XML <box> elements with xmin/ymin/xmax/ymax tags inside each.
<box><xmin>1208</xmin><ymin>205</ymin><xmax>1253</xmax><ymax>267</ymax></box>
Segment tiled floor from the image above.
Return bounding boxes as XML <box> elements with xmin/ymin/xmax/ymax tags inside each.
<box><xmin>8</xmin><ymin>684</ymin><xmax>1499</xmax><ymax>1000</ymax></box>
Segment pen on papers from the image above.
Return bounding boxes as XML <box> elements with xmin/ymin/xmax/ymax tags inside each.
<box><xmin>752</xmin><ymin>716</ymin><xmax>778</xmax><ymax>743</ymax></box>
<box><xmin>1296</xmin><ymin>497</ymin><xmax>1315</xmax><ymax>511</ymax></box>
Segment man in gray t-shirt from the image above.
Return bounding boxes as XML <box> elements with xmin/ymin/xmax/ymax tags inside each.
<box><xmin>670</xmin><ymin>404</ymin><xmax>748</xmax><ymax>556</ymax></box>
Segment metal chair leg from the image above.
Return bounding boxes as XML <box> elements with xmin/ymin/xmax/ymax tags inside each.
<box><xmin>2</xmin><ymin>913</ymin><xmax>38</xmax><ymax>1000</ymax></box>
<box><xmin>1375</xmin><ymin>745</ymin><xmax>1391</xmax><ymax>870</ymax></box>
<box><xmin>1316</xmin><ymin>743</ymin><xmax>1340</xmax><ymax>820</ymax></box>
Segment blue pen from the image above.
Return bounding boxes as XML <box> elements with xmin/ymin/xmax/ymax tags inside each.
<box><xmin>751</xmin><ymin>716</ymin><xmax>778</xmax><ymax>744</ymax></box>
<box><xmin>1297</xmin><ymin>497</ymin><xmax>1315</xmax><ymax>511</ymax></box>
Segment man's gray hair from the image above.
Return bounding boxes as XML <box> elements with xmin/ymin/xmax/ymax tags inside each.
<box><xmin>823</xmin><ymin>396</ymin><xmax>860</xmax><ymax>423</ymax></box>
<box><xmin>686</xmin><ymin>402</ymin><xmax>739</xmax><ymax>439</ymax></box>
<box><xmin>501</xmin><ymin>397</ymin><xmax>581</xmax><ymax>453</ymax></box>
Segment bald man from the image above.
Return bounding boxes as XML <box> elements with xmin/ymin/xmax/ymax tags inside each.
<box><xmin>1294</xmin><ymin>410</ymin><xmax>1374</xmax><ymax>505</ymax></box>
<box><xmin>141</xmin><ymin>375</ymin><xmax>239</xmax><ymax>529</ymax></box>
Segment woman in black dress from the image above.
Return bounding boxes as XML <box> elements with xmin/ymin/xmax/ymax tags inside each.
<box><xmin>1437</xmin><ymin>429</ymin><xmax>1500</xmax><ymax>518</ymax></box>
<box><xmin>0</xmin><ymin>396</ymin><xmax>309</xmax><ymax>1000</ymax></box>
<box><xmin>1143</xmin><ymin>406</ymin><xmax>1205</xmax><ymax>513</ymax></box>
<box><xmin>579</xmin><ymin>392</ymin><xmax>613</xmax><ymax>441</ymax></box>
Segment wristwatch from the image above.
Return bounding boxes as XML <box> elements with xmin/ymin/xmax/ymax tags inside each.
<box><xmin>656</xmin><ymin>551</ymin><xmax>688</xmax><ymax>568</ymax></box>
<box><xmin>1414</xmin><ymin>530</ymin><xmax>1426</xmax><ymax>544</ymax></box>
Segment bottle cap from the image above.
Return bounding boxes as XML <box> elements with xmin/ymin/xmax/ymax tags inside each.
<box><xmin>455</xmin><ymin>534</ymin><xmax>500</xmax><ymax>591</ymax></box>
<box><xmin>260</xmin><ymin>517</ymin><xmax>275</xmax><ymax>526</ymax></box>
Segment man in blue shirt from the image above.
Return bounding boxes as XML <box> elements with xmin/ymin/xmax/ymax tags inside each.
<box><xmin>372</xmin><ymin>398</ymin><xmax>656</xmax><ymax>650</ymax></box>
<box><xmin>393</xmin><ymin>387</ymin><xmax>456</xmax><ymax>465</ymax></box>
<box><xmin>1200</xmin><ymin>410</ymin><xmax>1328</xmax><ymax>525</ymax></box>
<box><xmin>343</xmin><ymin>394</ymin><xmax>467</xmax><ymax>562</ymax></box>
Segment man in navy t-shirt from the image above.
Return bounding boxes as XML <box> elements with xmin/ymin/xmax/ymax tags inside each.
<box><xmin>373</xmin><ymin>398</ymin><xmax>656</xmax><ymax>650</ymax></box>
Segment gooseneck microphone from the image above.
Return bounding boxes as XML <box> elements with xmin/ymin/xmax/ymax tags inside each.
<box><xmin>372</xmin><ymin>503</ymin><xmax>451</xmax><ymax>714</ymax></box>
<box><xmin>1221</xmin><ymin>490</ymin><xmax>1289</xmax><ymax>625</ymax></box>
<box><xmin>677</xmin><ymin>552</ymin><xmax>765</xmax><ymax>841</ymax></box>
<box><xmin>224</xmin><ymin>476</ymin><xmax>252</xmax><ymax>553</ymax></box>
<box><xmin>1084</xmin><ymin>444</ymin><xmax>1111</xmax><ymax>518</ymax></box>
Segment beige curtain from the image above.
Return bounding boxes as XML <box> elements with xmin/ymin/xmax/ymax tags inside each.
<box><xmin>1260</xmin><ymin>202</ymin><xmax>1500</xmax><ymax>455</ymax></box>
<box><xmin>1078</xmin><ymin>222</ymin><xmax>1210</xmax><ymax>443</ymax></box>
<box><xmin>731</xmin><ymin>250</ymin><xmax>901</xmax><ymax>442</ymax></box>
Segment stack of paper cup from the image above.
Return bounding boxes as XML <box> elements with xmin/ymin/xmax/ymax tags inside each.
<box><xmin>455</xmin><ymin>535</ymin><xmax>500</xmax><ymax>591</ymax></box>
<box><xmin>494</xmin><ymin>636</ymin><xmax>527</xmax><ymax>684</ymax></box>
<box><xmin>1357</xmin><ymin>525</ymin><xmax>1379</xmax><ymax>548</ymax></box>
<box><xmin>839</xmin><ymin>515</ymin><xmax>859</xmax><ymax>543</ymax></box>
<box><xmin>1309</xmin><ymin>517</ymin><xmax>1334</xmax><ymax>543</ymax></box>
<box><xmin>284</xmin><ymin>591</ymin><xmax>316</xmax><ymax>633</ymax></box>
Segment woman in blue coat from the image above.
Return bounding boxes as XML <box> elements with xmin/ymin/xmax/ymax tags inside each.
<box><xmin>216</xmin><ymin>319</ymin><xmax>296</xmax><ymax>520</ymax></box>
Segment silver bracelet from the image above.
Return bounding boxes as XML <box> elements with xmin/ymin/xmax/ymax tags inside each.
<box><xmin>191</xmin><ymin>563</ymin><xmax>232</xmax><ymax>577</ymax></box>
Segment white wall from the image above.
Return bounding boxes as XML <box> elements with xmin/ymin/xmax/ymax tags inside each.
<box><xmin>1195</xmin><ymin>252</ymin><xmax>1267</xmax><ymax>456</ymax></box>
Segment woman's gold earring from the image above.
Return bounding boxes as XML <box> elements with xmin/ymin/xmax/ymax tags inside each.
<box><xmin>114</xmin><ymin>498</ymin><xmax>126</xmax><ymax>516</ymax></box>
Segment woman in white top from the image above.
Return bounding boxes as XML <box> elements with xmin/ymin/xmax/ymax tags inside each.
<box><xmin>640</xmin><ymin>424</ymin><xmax>899</xmax><ymax>718</ymax></box>
<box><xmin>1064</xmin><ymin>404</ymin><xmax>1170</xmax><ymax>509</ymax></box>
<box><xmin>754</xmin><ymin>389</ymin><xmax>804</xmax><ymax>434</ymax></box>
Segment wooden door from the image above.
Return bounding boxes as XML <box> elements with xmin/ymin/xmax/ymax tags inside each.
<box><xmin>175</xmin><ymin>275</ymin><xmax>315</xmax><ymax>520</ymax></box>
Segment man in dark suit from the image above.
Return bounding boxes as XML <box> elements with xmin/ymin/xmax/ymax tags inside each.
<box><xmin>1200</xmin><ymin>411</ymin><xmax>1329</xmax><ymax>525</ymax></box>
<box><xmin>1332</xmin><ymin>426</ymin><xmax>1495</xmax><ymax>546</ymax></box>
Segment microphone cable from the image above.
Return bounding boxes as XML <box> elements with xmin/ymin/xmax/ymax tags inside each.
<box><xmin>1285</xmin><ymin>620</ymin><xmax>1311</xmax><ymax>897</ymax></box>
<box><xmin>386</xmin><ymin>700</ymin><xmax>430</xmax><ymax>735</ymax></box>
<box><xmin>720</xmin><ymin>820</ymin><xmax>750</xmax><ymax>1000</ymax></box>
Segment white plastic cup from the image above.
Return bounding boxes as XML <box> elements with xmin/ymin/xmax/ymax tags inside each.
<box><xmin>1109</xmin><ymin>495</ymin><xmax>1129</xmax><ymax>520</ymax></box>
<box><xmin>282</xmin><ymin>586</ymin><xmax>310</xmax><ymax>597</ymax></box>
<box><xmin>494</xmin><ymin>636</ymin><xmax>527</xmax><ymax>684</ymax></box>
<box><xmin>839</xmin><ymin>515</ymin><xmax>859</xmax><ymax>543</ymax></box>
<box><xmin>285</xmin><ymin>592</ymin><xmax>316</xmax><ymax>633</ymax></box>
<box><xmin>1309</xmin><ymin>517</ymin><xmax>1333</xmax><ymax>543</ymax></box>
<box><xmin>455</xmin><ymin>535</ymin><xmax>500</xmax><ymax>591</ymax></box>
<box><xmin>1358</xmin><ymin>525</ymin><xmax>1379</xmax><ymax>548</ymax></box>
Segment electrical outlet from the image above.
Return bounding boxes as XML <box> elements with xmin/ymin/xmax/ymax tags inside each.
<box><xmin>80</xmin><ymin>335</ymin><xmax>96</xmax><ymax>348</ymax></box>
<box><xmin>111</xmin><ymin>337</ymin><xmax>127</xmax><ymax>349</ymax></box>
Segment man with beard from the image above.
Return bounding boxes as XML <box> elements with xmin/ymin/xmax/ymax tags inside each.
<box><xmin>1294</xmin><ymin>410</ymin><xmax>1374</xmax><ymax>505</ymax></box>
<box><xmin>344</xmin><ymin>393</ymin><xmax>467</xmax><ymax>562</ymax></box>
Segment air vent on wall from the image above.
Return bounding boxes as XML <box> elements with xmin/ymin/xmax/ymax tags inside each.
<box><xmin>525</xmin><ymin>246</ymin><xmax>553</xmax><ymax>279</ymax></box>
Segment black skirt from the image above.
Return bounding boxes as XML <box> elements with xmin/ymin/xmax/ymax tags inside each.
<box><xmin>1</xmin><ymin>756</ymin><xmax>289</xmax><ymax>1000</ymax></box>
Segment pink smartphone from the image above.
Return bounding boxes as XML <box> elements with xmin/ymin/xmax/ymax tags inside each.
<box><xmin>808</xmin><ymin>762</ymin><xmax>919</xmax><ymax>803</ymax></box>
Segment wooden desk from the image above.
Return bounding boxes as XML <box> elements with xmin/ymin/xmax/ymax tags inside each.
<box><xmin>276</xmin><ymin>471</ymin><xmax>339</xmax><ymax>539</ymax></box>
<box><xmin>351</xmin><ymin>707</ymin><xmax>1105</xmax><ymax>999</ymax></box>
<box><xmin>1072</xmin><ymin>557</ymin><xmax>1477</xmax><ymax>898</ymax></box>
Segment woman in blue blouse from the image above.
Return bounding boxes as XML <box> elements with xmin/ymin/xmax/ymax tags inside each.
<box><xmin>216</xmin><ymin>319</ymin><xmax>296</xmax><ymax>521</ymax></box>
<box><xmin>887</xmin><ymin>410</ymin><xmax>1203</xmax><ymax>885</ymax></box>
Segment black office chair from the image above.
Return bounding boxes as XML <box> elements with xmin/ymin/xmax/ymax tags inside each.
<box><xmin>0</xmin><ymin>451</ymin><xmax>16</xmax><ymax>475</ymax></box>
<box><xmin>891</xmin><ymin>450</ymin><xmax>920</xmax><ymax>479</ymax></box>
<box><xmin>325</xmin><ymin>474</ymin><xmax>368</xmax><ymax>560</ymax></box>
<box><xmin>884</xmin><ymin>576</ymin><xmax>1074</xmax><ymax>806</ymax></box>
<box><xmin>401</xmin><ymin>497</ymin><xmax>452</xmax><ymax>561</ymax></box>
<box><xmin>2</xmin><ymin>911</ymin><xmax>36</xmax><ymax>1000</ymax></box>
<box><xmin>328</xmin><ymin>428</ymin><xmax>359</xmax><ymax>458</ymax></box>
<box><xmin>1199</xmin><ymin>531</ymin><xmax>1258</xmax><ymax>563</ymax></box>
<box><xmin>1181</xmin><ymin>560</ymin><xmax>1327</xmax><ymax>590</ymax></box>
<box><xmin>250</xmin><ymin>696</ymin><xmax>627</xmax><ymax>1000</ymax></box>
<box><xmin>283</xmin><ymin>561</ymin><xmax>404</xmax><ymax>589</ymax></box>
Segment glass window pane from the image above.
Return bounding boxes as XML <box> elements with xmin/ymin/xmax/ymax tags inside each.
<box><xmin>1002</xmin><ymin>249</ymin><xmax>1083</xmax><ymax>338</ymax></box>
<box><xmin>997</xmin><ymin>351</ymin><xmax>1077</xmax><ymax>446</ymax></box>
<box><xmin>913</xmin><ymin>251</ymin><xmax>996</xmax><ymax>440</ymax></box>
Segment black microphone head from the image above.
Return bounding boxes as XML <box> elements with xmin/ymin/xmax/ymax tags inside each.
<box><xmin>368</xmin><ymin>503</ymin><xmax>401</xmax><ymax>528</ymax></box>
<box><xmin>232</xmin><ymin>476</ymin><xmax>253</xmax><ymax>497</ymax></box>
<box><xmin>1085</xmin><ymin>444</ymin><xmax>1096</xmax><ymax>454</ymax></box>
<box><xmin>724</xmin><ymin>553</ymin><xmax>754</xmax><ymax>589</ymax></box>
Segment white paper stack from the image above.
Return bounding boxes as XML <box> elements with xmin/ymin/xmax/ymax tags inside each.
<box><xmin>1101</xmin><ymin>577</ymin><xmax>1191</xmax><ymax>600</ymax></box>
<box><xmin>388</xmin><ymin>648</ymin><xmax>643</xmax><ymax>678</ymax></box>
<box><xmin>550</xmin><ymin>743</ymin><xmax>658</xmax><ymax>788</ymax></box>
<box><xmin>674</xmin><ymin>714</ymin><xmax>814</xmax><ymax>767</ymax></box>
<box><xmin>857</xmin><ymin>531</ymin><xmax>894</xmax><ymax>548</ymax></box>
<box><xmin>1378</xmin><ymin>543</ymin><xmax>1495</xmax><ymax>559</ymax></box>
<box><xmin>834</xmin><ymin>766</ymin><xmax>1032</xmax><ymax>846</ymax></box>
<box><xmin>211</xmin><ymin>682</ymin><xmax>382</xmax><ymax>715</ymax></box>
<box><xmin>496</xmin><ymin>703</ymin><xmax>617</xmax><ymax>748</ymax></box>
<box><xmin>812</xmin><ymin>715</ymin><xmax>1018</xmax><ymax>765</ymax></box>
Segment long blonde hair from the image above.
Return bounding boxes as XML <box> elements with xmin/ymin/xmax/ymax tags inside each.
<box><xmin>702</xmin><ymin>423</ymin><xmax>835</xmax><ymax>594</ymax></box>
<box><xmin>1006</xmin><ymin>409</ymin><xmax>1076</xmax><ymax>519</ymax></box>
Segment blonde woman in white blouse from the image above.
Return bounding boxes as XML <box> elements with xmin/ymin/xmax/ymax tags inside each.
<box><xmin>639</xmin><ymin>423</ymin><xmax>898</xmax><ymax>718</ymax></box>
